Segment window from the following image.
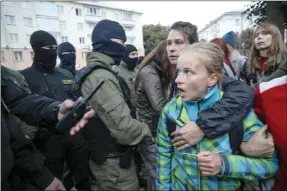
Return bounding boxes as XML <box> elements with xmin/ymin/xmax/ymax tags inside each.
<box><xmin>89</xmin><ymin>23</ymin><xmax>96</xmax><ymax>29</ymax></box>
<box><xmin>57</xmin><ymin>5</ymin><xmax>64</xmax><ymax>14</ymax></box>
<box><xmin>79</xmin><ymin>37</ymin><xmax>85</xmax><ymax>44</ymax></box>
<box><xmin>9</xmin><ymin>33</ymin><xmax>19</xmax><ymax>42</ymax></box>
<box><xmin>31</xmin><ymin>52</ymin><xmax>34</xmax><ymax>60</ymax></box>
<box><xmin>75</xmin><ymin>8</ymin><xmax>82</xmax><ymax>16</ymax></box>
<box><xmin>122</xmin><ymin>12</ymin><xmax>133</xmax><ymax>20</ymax></box>
<box><xmin>78</xmin><ymin>23</ymin><xmax>83</xmax><ymax>31</ymax></box>
<box><xmin>59</xmin><ymin>21</ymin><xmax>66</xmax><ymax>29</ymax></box>
<box><xmin>61</xmin><ymin>36</ymin><xmax>68</xmax><ymax>42</ymax></box>
<box><xmin>114</xmin><ymin>13</ymin><xmax>120</xmax><ymax>21</ymax></box>
<box><xmin>85</xmin><ymin>7</ymin><xmax>101</xmax><ymax>16</ymax></box>
<box><xmin>37</xmin><ymin>17</ymin><xmax>59</xmax><ymax>32</ymax></box>
<box><xmin>123</xmin><ymin>26</ymin><xmax>133</xmax><ymax>32</ymax></box>
<box><xmin>14</xmin><ymin>52</ymin><xmax>23</xmax><ymax>61</ymax></box>
<box><xmin>235</xmin><ymin>19</ymin><xmax>239</xmax><ymax>26</ymax></box>
<box><xmin>24</xmin><ymin>17</ymin><xmax>33</xmax><ymax>27</ymax></box>
<box><xmin>1</xmin><ymin>51</ymin><xmax>5</xmax><ymax>61</ymax></box>
<box><xmin>5</xmin><ymin>15</ymin><xmax>16</xmax><ymax>25</ymax></box>
<box><xmin>26</xmin><ymin>34</ymin><xmax>31</xmax><ymax>44</ymax></box>
<box><xmin>82</xmin><ymin>52</ymin><xmax>87</xmax><ymax>59</ymax></box>
<box><xmin>22</xmin><ymin>1</ymin><xmax>31</xmax><ymax>9</ymax></box>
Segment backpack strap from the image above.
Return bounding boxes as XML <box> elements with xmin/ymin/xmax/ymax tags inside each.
<box><xmin>166</xmin><ymin>118</ymin><xmax>177</xmax><ymax>138</ymax></box>
<box><xmin>229</xmin><ymin>124</ymin><xmax>244</xmax><ymax>154</ymax></box>
<box><xmin>72</xmin><ymin>63</ymin><xmax>135</xmax><ymax>117</ymax></box>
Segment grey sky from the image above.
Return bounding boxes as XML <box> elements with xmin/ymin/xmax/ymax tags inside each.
<box><xmin>107</xmin><ymin>1</ymin><xmax>251</xmax><ymax>30</ymax></box>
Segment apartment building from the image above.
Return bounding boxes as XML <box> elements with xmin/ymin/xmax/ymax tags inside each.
<box><xmin>1</xmin><ymin>1</ymin><xmax>144</xmax><ymax>70</ymax></box>
<box><xmin>198</xmin><ymin>9</ymin><xmax>256</xmax><ymax>41</ymax></box>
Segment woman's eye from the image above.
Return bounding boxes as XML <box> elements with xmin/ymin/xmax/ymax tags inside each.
<box><xmin>184</xmin><ymin>70</ymin><xmax>192</xmax><ymax>76</ymax></box>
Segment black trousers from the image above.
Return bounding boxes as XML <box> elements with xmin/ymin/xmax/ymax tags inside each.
<box><xmin>34</xmin><ymin>130</ymin><xmax>91</xmax><ymax>190</ymax></box>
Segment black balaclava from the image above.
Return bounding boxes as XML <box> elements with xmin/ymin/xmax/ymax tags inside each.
<box><xmin>122</xmin><ymin>44</ymin><xmax>138</xmax><ymax>71</ymax></box>
<box><xmin>30</xmin><ymin>30</ymin><xmax>57</xmax><ymax>70</ymax></box>
<box><xmin>92</xmin><ymin>19</ymin><xmax>127</xmax><ymax>66</ymax></box>
<box><xmin>58</xmin><ymin>42</ymin><xmax>76</xmax><ymax>76</ymax></box>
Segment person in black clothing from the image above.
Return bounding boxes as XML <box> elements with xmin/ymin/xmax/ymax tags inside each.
<box><xmin>20</xmin><ymin>30</ymin><xmax>91</xmax><ymax>190</ymax></box>
<box><xmin>58</xmin><ymin>42</ymin><xmax>77</xmax><ymax>77</ymax></box>
<box><xmin>1</xmin><ymin>66</ymin><xmax>95</xmax><ymax>190</ymax></box>
<box><xmin>2</xmin><ymin>110</ymin><xmax>65</xmax><ymax>191</ymax></box>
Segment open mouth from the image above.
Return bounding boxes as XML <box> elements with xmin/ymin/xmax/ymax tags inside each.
<box><xmin>257</xmin><ymin>42</ymin><xmax>264</xmax><ymax>46</ymax></box>
<box><xmin>169</xmin><ymin>55</ymin><xmax>178</xmax><ymax>60</ymax></box>
<box><xmin>178</xmin><ymin>87</ymin><xmax>185</xmax><ymax>94</ymax></box>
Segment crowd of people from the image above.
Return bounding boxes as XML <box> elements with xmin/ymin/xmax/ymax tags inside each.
<box><xmin>1</xmin><ymin>18</ymin><xmax>286</xmax><ymax>191</ymax></box>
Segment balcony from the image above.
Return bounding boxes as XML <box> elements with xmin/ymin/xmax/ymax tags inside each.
<box><xmin>35</xmin><ymin>2</ymin><xmax>57</xmax><ymax>17</ymax></box>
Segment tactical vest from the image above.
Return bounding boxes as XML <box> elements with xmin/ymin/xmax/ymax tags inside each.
<box><xmin>72</xmin><ymin>63</ymin><xmax>136</xmax><ymax>166</ymax></box>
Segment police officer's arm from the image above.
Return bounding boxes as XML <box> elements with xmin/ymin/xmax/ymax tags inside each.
<box><xmin>1</xmin><ymin>78</ymin><xmax>60</xmax><ymax>127</ymax></box>
<box><xmin>196</xmin><ymin>76</ymin><xmax>255</xmax><ymax>138</ymax></box>
<box><xmin>81</xmin><ymin>74</ymin><xmax>152</xmax><ymax>146</ymax></box>
<box><xmin>8</xmin><ymin>115</ymin><xmax>55</xmax><ymax>189</ymax></box>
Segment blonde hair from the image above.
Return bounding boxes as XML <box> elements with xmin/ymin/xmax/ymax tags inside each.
<box><xmin>181</xmin><ymin>42</ymin><xmax>225</xmax><ymax>84</ymax></box>
<box><xmin>248</xmin><ymin>23</ymin><xmax>285</xmax><ymax>74</ymax></box>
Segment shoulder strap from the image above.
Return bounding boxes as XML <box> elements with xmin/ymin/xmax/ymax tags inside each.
<box><xmin>166</xmin><ymin>118</ymin><xmax>176</xmax><ymax>138</ymax></box>
<box><xmin>73</xmin><ymin>64</ymin><xmax>118</xmax><ymax>98</ymax></box>
<box><xmin>72</xmin><ymin>63</ymin><xmax>135</xmax><ymax>117</ymax></box>
<box><xmin>229</xmin><ymin>123</ymin><xmax>244</xmax><ymax>154</ymax></box>
<box><xmin>1</xmin><ymin>98</ymin><xmax>10</xmax><ymax>113</ymax></box>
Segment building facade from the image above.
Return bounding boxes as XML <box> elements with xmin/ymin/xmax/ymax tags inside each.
<box><xmin>1</xmin><ymin>1</ymin><xmax>144</xmax><ymax>70</ymax></box>
<box><xmin>198</xmin><ymin>9</ymin><xmax>256</xmax><ymax>42</ymax></box>
<box><xmin>198</xmin><ymin>9</ymin><xmax>287</xmax><ymax>49</ymax></box>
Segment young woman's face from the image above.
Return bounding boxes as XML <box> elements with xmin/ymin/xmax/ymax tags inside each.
<box><xmin>166</xmin><ymin>29</ymin><xmax>189</xmax><ymax>65</ymax></box>
<box><xmin>175</xmin><ymin>53</ymin><xmax>216</xmax><ymax>102</ymax></box>
<box><xmin>254</xmin><ymin>28</ymin><xmax>272</xmax><ymax>50</ymax></box>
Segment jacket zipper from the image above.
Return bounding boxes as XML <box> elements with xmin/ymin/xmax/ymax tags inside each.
<box><xmin>196</xmin><ymin>103</ymin><xmax>201</xmax><ymax>191</ymax></box>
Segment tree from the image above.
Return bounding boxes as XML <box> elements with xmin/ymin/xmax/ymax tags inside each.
<box><xmin>238</xmin><ymin>28</ymin><xmax>254</xmax><ymax>56</ymax></box>
<box><xmin>243</xmin><ymin>1</ymin><xmax>287</xmax><ymax>38</ymax></box>
<box><xmin>143</xmin><ymin>24</ymin><xmax>168</xmax><ymax>52</ymax></box>
<box><xmin>239</xmin><ymin>28</ymin><xmax>254</xmax><ymax>50</ymax></box>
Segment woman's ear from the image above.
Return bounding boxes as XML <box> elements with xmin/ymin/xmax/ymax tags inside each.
<box><xmin>207</xmin><ymin>74</ymin><xmax>219</xmax><ymax>87</ymax></box>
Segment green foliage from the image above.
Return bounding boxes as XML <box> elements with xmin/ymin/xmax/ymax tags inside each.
<box><xmin>143</xmin><ymin>24</ymin><xmax>168</xmax><ymax>52</ymax></box>
<box><xmin>239</xmin><ymin>28</ymin><xmax>254</xmax><ymax>50</ymax></box>
<box><xmin>243</xmin><ymin>1</ymin><xmax>287</xmax><ymax>28</ymax></box>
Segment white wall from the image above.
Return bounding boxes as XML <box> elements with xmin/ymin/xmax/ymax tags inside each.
<box><xmin>1</xmin><ymin>1</ymin><xmax>144</xmax><ymax>69</ymax></box>
<box><xmin>199</xmin><ymin>12</ymin><xmax>256</xmax><ymax>41</ymax></box>
<box><xmin>1</xmin><ymin>1</ymin><xmax>38</xmax><ymax>49</ymax></box>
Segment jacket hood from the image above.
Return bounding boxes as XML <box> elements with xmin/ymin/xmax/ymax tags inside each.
<box><xmin>86</xmin><ymin>52</ymin><xmax>115</xmax><ymax>69</ymax></box>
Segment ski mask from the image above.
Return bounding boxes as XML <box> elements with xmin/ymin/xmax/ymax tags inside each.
<box><xmin>30</xmin><ymin>30</ymin><xmax>58</xmax><ymax>70</ymax></box>
<box><xmin>123</xmin><ymin>44</ymin><xmax>138</xmax><ymax>71</ymax></box>
<box><xmin>58</xmin><ymin>42</ymin><xmax>76</xmax><ymax>76</ymax></box>
<box><xmin>92</xmin><ymin>19</ymin><xmax>127</xmax><ymax>66</ymax></box>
